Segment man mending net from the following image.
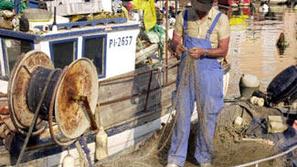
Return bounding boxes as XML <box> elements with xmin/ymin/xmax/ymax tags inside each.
<box><xmin>167</xmin><ymin>0</ymin><xmax>230</xmax><ymax>166</ymax></box>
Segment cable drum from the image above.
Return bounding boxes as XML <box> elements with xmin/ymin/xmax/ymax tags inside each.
<box><xmin>8</xmin><ymin>50</ymin><xmax>99</xmax><ymax>143</ymax></box>
<box><xmin>8</xmin><ymin>50</ymin><xmax>54</xmax><ymax>135</ymax></box>
<box><xmin>27</xmin><ymin>67</ymin><xmax>62</xmax><ymax>120</ymax></box>
<box><xmin>54</xmin><ymin>58</ymin><xmax>98</xmax><ymax>139</ymax></box>
<box><xmin>8</xmin><ymin>50</ymin><xmax>100</xmax><ymax>167</ymax></box>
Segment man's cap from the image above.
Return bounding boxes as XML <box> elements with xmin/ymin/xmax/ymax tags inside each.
<box><xmin>191</xmin><ymin>0</ymin><xmax>213</xmax><ymax>12</ymax></box>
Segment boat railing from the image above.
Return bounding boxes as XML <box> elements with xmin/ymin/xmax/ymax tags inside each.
<box><xmin>99</xmin><ymin>61</ymin><xmax>179</xmax><ymax>85</ymax></box>
<box><xmin>98</xmin><ymin>62</ymin><xmax>179</xmax><ymax>106</ymax></box>
<box><xmin>234</xmin><ymin>144</ymin><xmax>297</xmax><ymax>167</ymax></box>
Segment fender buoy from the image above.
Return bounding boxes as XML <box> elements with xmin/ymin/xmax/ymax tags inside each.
<box><xmin>240</xmin><ymin>74</ymin><xmax>260</xmax><ymax>88</ymax></box>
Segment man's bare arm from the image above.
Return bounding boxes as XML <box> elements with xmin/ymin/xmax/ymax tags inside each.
<box><xmin>206</xmin><ymin>37</ymin><xmax>229</xmax><ymax>58</ymax></box>
<box><xmin>170</xmin><ymin>31</ymin><xmax>185</xmax><ymax>57</ymax></box>
<box><xmin>188</xmin><ymin>37</ymin><xmax>230</xmax><ymax>59</ymax></box>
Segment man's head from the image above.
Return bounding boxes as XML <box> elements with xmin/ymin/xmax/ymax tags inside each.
<box><xmin>191</xmin><ymin>0</ymin><xmax>213</xmax><ymax>16</ymax></box>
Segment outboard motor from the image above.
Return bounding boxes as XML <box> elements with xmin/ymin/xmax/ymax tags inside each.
<box><xmin>266</xmin><ymin>65</ymin><xmax>297</xmax><ymax>106</ymax></box>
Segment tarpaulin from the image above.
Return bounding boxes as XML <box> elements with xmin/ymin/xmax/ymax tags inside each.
<box><xmin>133</xmin><ymin>0</ymin><xmax>156</xmax><ymax>31</ymax></box>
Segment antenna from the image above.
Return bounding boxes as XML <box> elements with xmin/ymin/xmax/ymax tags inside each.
<box><xmin>52</xmin><ymin>6</ymin><xmax>58</xmax><ymax>31</ymax></box>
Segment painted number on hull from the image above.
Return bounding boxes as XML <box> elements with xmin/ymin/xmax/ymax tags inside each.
<box><xmin>109</xmin><ymin>36</ymin><xmax>133</xmax><ymax>48</ymax></box>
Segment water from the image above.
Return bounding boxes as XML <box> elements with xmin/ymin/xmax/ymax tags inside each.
<box><xmin>229</xmin><ymin>6</ymin><xmax>297</xmax><ymax>90</ymax></box>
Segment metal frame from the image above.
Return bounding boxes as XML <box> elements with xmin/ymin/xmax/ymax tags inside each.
<box><xmin>82</xmin><ymin>34</ymin><xmax>107</xmax><ymax>79</ymax></box>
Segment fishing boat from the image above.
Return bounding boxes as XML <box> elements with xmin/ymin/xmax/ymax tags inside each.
<box><xmin>0</xmin><ymin>0</ymin><xmax>231</xmax><ymax>166</ymax></box>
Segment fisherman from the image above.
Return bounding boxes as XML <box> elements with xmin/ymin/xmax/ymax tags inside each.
<box><xmin>167</xmin><ymin>0</ymin><xmax>230</xmax><ymax>166</ymax></box>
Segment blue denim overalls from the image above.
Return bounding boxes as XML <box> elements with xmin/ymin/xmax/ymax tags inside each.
<box><xmin>168</xmin><ymin>10</ymin><xmax>224</xmax><ymax>166</ymax></box>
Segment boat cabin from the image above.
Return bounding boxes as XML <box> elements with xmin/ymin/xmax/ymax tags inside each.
<box><xmin>0</xmin><ymin>18</ymin><xmax>140</xmax><ymax>93</ymax></box>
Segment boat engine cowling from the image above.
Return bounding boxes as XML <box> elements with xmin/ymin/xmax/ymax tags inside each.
<box><xmin>266</xmin><ymin>65</ymin><xmax>297</xmax><ymax>105</ymax></box>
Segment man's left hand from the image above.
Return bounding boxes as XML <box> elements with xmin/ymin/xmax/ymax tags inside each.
<box><xmin>188</xmin><ymin>47</ymin><xmax>204</xmax><ymax>59</ymax></box>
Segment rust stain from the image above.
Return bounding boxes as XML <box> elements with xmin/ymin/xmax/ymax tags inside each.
<box><xmin>0</xmin><ymin>101</ymin><xmax>9</xmax><ymax>115</ymax></box>
<box><xmin>57</xmin><ymin>61</ymin><xmax>93</xmax><ymax>137</ymax></box>
<box><xmin>10</xmin><ymin>51</ymin><xmax>52</xmax><ymax>128</ymax></box>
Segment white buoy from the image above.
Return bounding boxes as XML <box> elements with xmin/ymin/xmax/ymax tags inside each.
<box><xmin>95</xmin><ymin>127</ymin><xmax>108</xmax><ymax>160</ymax></box>
<box><xmin>240</xmin><ymin>74</ymin><xmax>260</xmax><ymax>88</ymax></box>
<box><xmin>250</xmin><ymin>96</ymin><xmax>265</xmax><ymax>107</ymax></box>
<box><xmin>62</xmin><ymin>153</ymin><xmax>75</xmax><ymax>167</ymax></box>
<box><xmin>257</xmin><ymin>98</ymin><xmax>265</xmax><ymax>107</ymax></box>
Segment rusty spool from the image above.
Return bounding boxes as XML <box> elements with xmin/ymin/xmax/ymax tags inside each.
<box><xmin>8</xmin><ymin>50</ymin><xmax>53</xmax><ymax>135</ymax></box>
<box><xmin>27</xmin><ymin>67</ymin><xmax>63</xmax><ymax>120</ymax></box>
<box><xmin>54</xmin><ymin>57</ymin><xmax>98</xmax><ymax>140</ymax></box>
<box><xmin>8</xmin><ymin>50</ymin><xmax>98</xmax><ymax>144</ymax></box>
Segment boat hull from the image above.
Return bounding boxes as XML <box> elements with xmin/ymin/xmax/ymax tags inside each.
<box><xmin>0</xmin><ymin>57</ymin><xmax>231</xmax><ymax>166</ymax></box>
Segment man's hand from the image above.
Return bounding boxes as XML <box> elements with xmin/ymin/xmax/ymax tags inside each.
<box><xmin>169</xmin><ymin>42</ymin><xmax>185</xmax><ymax>59</ymax></box>
<box><xmin>188</xmin><ymin>47</ymin><xmax>204</xmax><ymax>59</ymax></box>
<box><xmin>170</xmin><ymin>31</ymin><xmax>185</xmax><ymax>59</ymax></box>
<box><xmin>175</xmin><ymin>44</ymin><xmax>186</xmax><ymax>57</ymax></box>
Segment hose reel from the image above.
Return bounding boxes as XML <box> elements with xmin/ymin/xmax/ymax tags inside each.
<box><xmin>8</xmin><ymin>50</ymin><xmax>99</xmax><ymax>164</ymax></box>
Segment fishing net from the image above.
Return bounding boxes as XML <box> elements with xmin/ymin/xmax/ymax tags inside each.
<box><xmin>96</xmin><ymin>54</ymin><xmax>212</xmax><ymax>167</ymax></box>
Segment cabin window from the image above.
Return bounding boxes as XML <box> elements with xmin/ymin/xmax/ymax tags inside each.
<box><xmin>1</xmin><ymin>38</ymin><xmax>33</xmax><ymax>77</ymax></box>
<box><xmin>50</xmin><ymin>39</ymin><xmax>77</xmax><ymax>69</ymax></box>
<box><xmin>82</xmin><ymin>35</ymin><xmax>106</xmax><ymax>78</ymax></box>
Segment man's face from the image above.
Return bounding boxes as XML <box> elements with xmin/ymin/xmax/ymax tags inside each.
<box><xmin>191</xmin><ymin>0</ymin><xmax>210</xmax><ymax>17</ymax></box>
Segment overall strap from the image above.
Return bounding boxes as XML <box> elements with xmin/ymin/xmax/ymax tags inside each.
<box><xmin>183</xmin><ymin>9</ymin><xmax>189</xmax><ymax>36</ymax></box>
<box><xmin>205</xmin><ymin>12</ymin><xmax>222</xmax><ymax>40</ymax></box>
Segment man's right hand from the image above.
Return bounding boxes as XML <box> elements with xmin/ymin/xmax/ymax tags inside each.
<box><xmin>175</xmin><ymin>44</ymin><xmax>186</xmax><ymax>56</ymax></box>
<box><xmin>170</xmin><ymin>31</ymin><xmax>185</xmax><ymax>59</ymax></box>
<box><xmin>169</xmin><ymin>42</ymin><xmax>185</xmax><ymax>59</ymax></box>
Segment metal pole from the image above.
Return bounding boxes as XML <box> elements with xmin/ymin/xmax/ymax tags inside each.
<box><xmin>165</xmin><ymin>0</ymin><xmax>169</xmax><ymax>84</ymax></box>
<box><xmin>175</xmin><ymin>0</ymin><xmax>178</xmax><ymax>16</ymax></box>
<box><xmin>144</xmin><ymin>71</ymin><xmax>154</xmax><ymax>112</ymax></box>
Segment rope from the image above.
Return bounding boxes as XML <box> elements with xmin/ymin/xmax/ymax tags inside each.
<box><xmin>234</xmin><ymin>144</ymin><xmax>297</xmax><ymax>167</ymax></box>
<box><xmin>96</xmin><ymin>79</ymin><xmax>178</xmax><ymax>167</ymax></box>
<box><xmin>47</xmin><ymin>68</ymin><xmax>77</xmax><ymax>146</ymax></box>
<box><xmin>79</xmin><ymin>136</ymin><xmax>93</xmax><ymax>167</ymax></box>
<box><xmin>16</xmin><ymin>70</ymin><xmax>55</xmax><ymax>167</ymax></box>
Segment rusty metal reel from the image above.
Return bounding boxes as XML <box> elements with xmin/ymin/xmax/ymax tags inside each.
<box><xmin>8</xmin><ymin>50</ymin><xmax>53</xmax><ymax>135</ymax></box>
<box><xmin>54</xmin><ymin>58</ymin><xmax>98</xmax><ymax>139</ymax></box>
